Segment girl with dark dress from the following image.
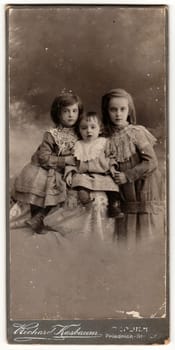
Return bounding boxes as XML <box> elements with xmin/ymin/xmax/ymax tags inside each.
<box><xmin>102</xmin><ymin>88</ymin><xmax>163</xmax><ymax>241</ymax></box>
<box><xmin>12</xmin><ymin>90</ymin><xmax>83</xmax><ymax>233</ymax></box>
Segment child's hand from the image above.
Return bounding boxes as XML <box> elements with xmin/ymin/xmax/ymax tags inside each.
<box><xmin>110</xmin><ymin>165</ymin><xmax>118</xmax><ymax>178</ymax></box>
<box><xmin>114</xmin><ymin>171</ymin><xmax>127</xmax><ymax>185</ymax></box>
<box><xmin>65</xmin><ymin>156</ymin><xmax>76</xmax><ymax>166</ymax></box>
<box><xmin>66</xmin><ymin>172</ymin><xmax>73</xmax><ymax>186</ymax></box>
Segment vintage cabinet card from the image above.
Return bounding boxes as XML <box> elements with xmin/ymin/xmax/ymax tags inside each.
<box><xmin>6</xmin><ymin>4</ymin><xmax>169</xmax><ymax>345</ymax></box>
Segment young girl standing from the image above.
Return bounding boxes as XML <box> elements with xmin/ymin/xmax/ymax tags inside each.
<box><xmin>102</xmin><ymin>88</ymin><xmax>163</xmax><ymax>239</ymax></box>
<box><xmin>12</xmin><ymin>90</ymin><xmax>83</xmax><ymax>233</ymax></box>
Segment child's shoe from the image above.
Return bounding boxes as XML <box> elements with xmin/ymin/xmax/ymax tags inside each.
<box><xmin>26</xmin><ymin>212</ymin><xmax>45</xmax><ymax>234</ymax></box>
<box><xmin>78</xmin><ymin>189</ymin><xmax>91</xmax><ymax>205</ymax></box>
<box><xmin>108</xmin><ymin>201</ymin><xmax>124</xmax><ymax>219</ymax></box>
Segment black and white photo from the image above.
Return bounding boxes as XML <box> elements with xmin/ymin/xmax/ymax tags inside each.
<box><xmin>7</xmin><ymin>4</ymin><xmax>168</xmax><ymax>345</ymax></box>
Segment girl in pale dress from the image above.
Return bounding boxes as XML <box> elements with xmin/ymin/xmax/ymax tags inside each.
<box><xmin>44</xmin><ymin>111</ymin><xmax>124</xmax><ymax>240</ymax></box>
<box><xmin>65</xmin><ymin>111</ymin><xmax>123</xmax><ymax>218</ymax></box>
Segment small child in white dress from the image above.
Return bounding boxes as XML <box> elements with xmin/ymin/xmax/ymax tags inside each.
<box><xmin>65</xmin><ymin>111</ymin><xmax>124</xmax><ymax>218</ymax></box>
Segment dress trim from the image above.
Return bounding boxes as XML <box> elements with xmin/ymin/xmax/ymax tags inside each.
<box><xmin>106</xmin><ymin>125</ymin><xmax>157</xmax><ymax>162</ymax></box>
<box><xmin>74</xmin><ymin>137</ymin><xmax>107</xmax><ymax>161</ymax></box>
<box><xmin>49</xmin><ymin>126</ymin><xmax>78</xmax><ymax>155</ymax></box>
<box><xmin>121</xmin><ymin>200</ymin><xmax>164</xmax><ymax>213</ymax></box>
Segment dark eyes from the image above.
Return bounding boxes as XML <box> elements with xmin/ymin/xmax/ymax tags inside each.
<box><xmin>81</xmin><ymin>126</ymin><xmax>96</xmax><ymax>129</ymax></box>
<box><xmin>110</xmin><ymin>107</ymin><xmax>126</xmax><ymax>112</ymax></box>
<box><xmin>62</xmin><ymin>108</ymin><xmax>78</xmax><ymax>113</ymax></box>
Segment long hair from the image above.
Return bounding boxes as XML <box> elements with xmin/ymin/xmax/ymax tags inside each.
<box><xmin>101</xmin><ymin>88</ymin><xmax>136</xmax><ymax>135</ymax></box>
<box><xmin>50</xmin><ymin>92</ymin><xmax>84</xmax><ymax>126</ymax></box>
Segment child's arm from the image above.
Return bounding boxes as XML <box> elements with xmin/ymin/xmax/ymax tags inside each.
<box><xmin>31</xmin><ymin>132</ymin><xmax>75</xmax><ymax>170</ymax></box>
<box><xmin>64</xmin><ymin>164</ymin><xmax>78</xmax><ymax>186</ymax></box>
<box><xmin>78</xmin><ymin>154</ymin><xmax>119</xmax><ymax>175</ymax></box>
<box><xmin>124</xmin><ymin>143</ymin><xmax>158</xmax><ymax>183</ymax></box>
<box><xmin>114</xmin><ymin>144</ymin><xmax>158</xmax><ymax>185</ymax></box>
<box><xmin>65</xmin><ymin>172</ymin><xmax>73</xmax><ymax>186</ymax></box>
<box><xmin>104</xmin><ymin>139</ymin><xmax>120</xmax><ymax>176</ymax></box>
<box><xmin>111</xmin><ymin>126</ymin><xmax>158</xmax><ymax>185</ymax></box>
<box><xmin>123</xmin><ymin>126</ymin><xmax>158</xmax><ymax>183</ymax></box>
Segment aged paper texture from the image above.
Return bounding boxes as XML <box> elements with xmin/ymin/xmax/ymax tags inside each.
<box><xmin>7</xmin><ymin>5</ymin><xmax>169</xmax><ymax>344</ymax></box>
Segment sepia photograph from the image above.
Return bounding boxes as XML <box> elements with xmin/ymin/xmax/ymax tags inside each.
<box><xmin>7</xmin><ymin>4</ymin><xmax>168</xmax><ymax>344</ymax></box>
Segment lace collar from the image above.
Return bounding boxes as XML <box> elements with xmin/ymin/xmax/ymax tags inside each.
<box><xmin>74</xmin><ymin>137</ymin><xmax>107</xmax><ymax>161</ymax></box>
<box><xmin>49</xmin><ymin>126</ymin><xmax>78</xmax><ymax>155</ymax></box>
<box><xmin>106</xmin><ymin>125</ymin><xmax>157</xmax><ymax>162</ymax></box>
<box><xmin>50</xmin><ymin>125</ymin><xmax>76</xmax><ymax>136</ymax></box>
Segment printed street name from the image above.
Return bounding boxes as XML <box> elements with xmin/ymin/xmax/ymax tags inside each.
<box><xmin>10</xmin><ymin>321</ymin><xmax>163</xmax><ymax>344</ymax></box>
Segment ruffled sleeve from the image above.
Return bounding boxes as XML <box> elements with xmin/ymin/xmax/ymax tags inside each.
<box><xmin>31</xmin><ymin>131</ymin><xmax>66</xmax><ymax>170</ymax></box>
<box><xmin>132</xmin><ymin>125</ymin><xmax>157</xmax><ymax>151</ymax></box>
<box><xmin>124</xmin><ymin>126</ymin><xmax>158</xmax><ymax>182</ymax></box>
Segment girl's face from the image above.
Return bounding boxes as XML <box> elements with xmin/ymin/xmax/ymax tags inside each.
<box><xmin>108</xmin><ymin>97</ymin><xmax>129</xmax><ymax>127</ymax></box>
<box><xmin>79</xmin><ymin>117</ymin><xmax>101</xmax><ymax>142</ymax></box>
<box><xmin>59</xmin><ymin>103</ymin><xmax>79</xmax><ymax>127</ymax></box>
